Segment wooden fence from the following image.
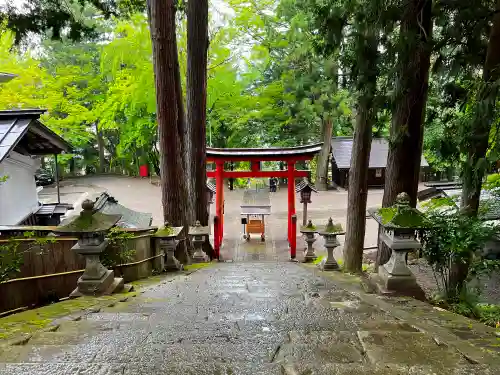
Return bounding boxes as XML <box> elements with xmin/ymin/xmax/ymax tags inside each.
<box><xmin>0</xmin><ymin>231</ymin><xmax>165</xmax><ymax>314</ymax></box>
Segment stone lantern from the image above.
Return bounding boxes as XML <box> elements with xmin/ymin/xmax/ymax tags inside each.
<box><xmin>368</xmin><ymin>192</ymin><xmax>427</xmax><ymax>299</ymax></box>
<box><xmin>300</xmin><ymin>220</ymin><xmax>318</xmax><ymax>262</ymax></box>
<box><xmin>206</xmin><ymin>181</ymin><xmax>216</xmax><ymax>218</ymax></box>
<box><xmin>188</xmin><ymin>220</ymin><xmax>210</xmax><ymax>263</ymax></box>
<box><xmin>207</xmin><ymin>181</ymin><xmax>216</xmax><ymax>204</ymax></box>
<box><xmin>54</xmin><ymin>200</ymin><xmax>124</xmax><ymax>297</ymax></box>
<box><xmin>318</xmin><ymin>217</ymin><xmax>344</xmax><ymax>271</ymax></box>
<box><xmin>154</xmin><ymin>222</ymin><xmax>184</xmax><ymax>271</ymax></box>
<box><xmin>295</xmin><ymin>178</ymin><xmax>317</xmax><ymax>226</ymax></box>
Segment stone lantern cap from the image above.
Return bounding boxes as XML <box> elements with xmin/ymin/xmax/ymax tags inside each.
<box><xmin>188</xmin><ymin>220</ymin><xmax>210</xmax><ymax>236</ymax></box>
<box><xmin>368</xmin><ymin>192</ymin><xmax>429</xmax><ymax>230</ymax></box>
<box><xmin>206</xmin><ymin>181</ymin><xmax>216</xmax><ymax>194</ymax></box>
<box><xmin>295</xmin><ymin>178</ymin><xmax>318</xmax><ymax>194</ymax></box>
<box><xmin>54</xmin><ymin>199</ymin><xmax>121</xmax><ymax>235</ymax></box>
<box><xmin>318</xmin><ymin>217</ymin><xmax>345</xmax><ymax>236</ymax></box>
<box><xmin>300</xmin><ymin>220</ymin><xmax>318</xmax><ymax>233</ymax></box>
<box><xmin>154</xmin><ymin>221</ymin><xmax>183</xmax><ymax>239</ymax></box>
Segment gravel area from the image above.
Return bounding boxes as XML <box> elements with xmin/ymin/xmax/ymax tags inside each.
<box><xmin>408</xmin><ymin>259</ymin><xmax>500</xmax><ymax>304</ymax></box>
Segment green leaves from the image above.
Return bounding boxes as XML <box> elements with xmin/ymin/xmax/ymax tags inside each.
<box><xmin>421</xmin><ymin>200</ymin><xmax>500</xmax><ymax>301</ymax></box>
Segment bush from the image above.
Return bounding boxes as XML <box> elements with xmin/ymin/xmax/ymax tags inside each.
<box><xmin>102</xmin><ymin>228</ymin><xmax>136</xmax><ymax>267</ymax></box>
<box><xmin>0</xmin><ymin>241</ymin><xmax>23</xmax><ymax>282</ymax></box>
<box><xmin>421</xmin><ymin>200</ymin><xmax>500</xmax><ymax>302</ymax></box>
<box><xmin>0</xmin><ymin>233</ymin><xmax>57</xmax><ymax>282</ymax></box>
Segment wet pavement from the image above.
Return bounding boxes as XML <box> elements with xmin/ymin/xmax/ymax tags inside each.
<box><xmin>1</xmin><ymin>262</ymin><xmax>498</xmax><ymax>374</ymax></box>
<box><xmin>7</xmin><ymin>177</ymin><xmax>499</xmax><ymax>373</ymax></box>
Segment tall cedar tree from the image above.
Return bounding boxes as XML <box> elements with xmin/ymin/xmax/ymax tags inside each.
<box><xmin>343</xmin><ymin>30</ymin><xmax>379</xmax><ymax>273</ymax></box>
<box><xmin>187</xmin><ymin>0</ymin><xmax>209</xmax><ymax>227</ymax></box>
<box><xmin>147</xmin><ymin>0</ymin><xmax>190</xmax><ymax>264</ymax></box>
<box><xmin>315</xmin><ymin>119</ymin><xmax>333</xmax><ymax>191</ymax></box>
<box><xmin>450</xmin><ymin>0</ymin><xmax>500</xmax><ymax>293</ymax></box>
<box><xmin>376</xmin><ymin>0</ymin><xmax>433</xmax><ymax>268</ymax></box>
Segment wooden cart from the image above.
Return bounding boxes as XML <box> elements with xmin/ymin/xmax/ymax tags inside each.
<box><xmin>241</xmin><ymin>190</ymin><xmax>271</xmax><ymax>241</ymax></box>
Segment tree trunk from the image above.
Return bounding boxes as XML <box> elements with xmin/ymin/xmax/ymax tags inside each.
<box><xmin>461</xmin><ymin>0</ymin><xmax>500</xmax><ymax>214</ymax></box>
<box><xmin>187</xmin><ymin>0</ymin><xmax>212</xmax><ymax>257</ymax></box>
<box><xmin>187</xmin><ymin>0</ymin><xmax>209</xmax><ymax>225</ymax></box>
<box><xmin>449</xmin><ymin>0</ymin><xmax>500</xmax><ymax>293</ymax></box>
<box><xmin>343</xmin><ymin>33</ymin><xmax>378</xmax><ymax>274</ymax></box>
<box><xmin>147</xmin><ymin>0</ymin><xmax>189</xmax><ymax>232</ymax></box>
<box><xmin>95</xmin><ymin>122</ymin><xmax>106</xmax><ymax>174</ymax></box>
<box><xmin>376</xmin><ymin>0</ymin><xmax>433</xmax><ymax>268</ymax></box>
<box><xmin>315</xmin><ymin>119</ymin><xmax>333</xmax><ymax>190</ymax></box>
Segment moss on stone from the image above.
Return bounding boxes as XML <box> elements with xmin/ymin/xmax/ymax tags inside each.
<box><xmin>325</xmin><ymin>223</ymin><xmax>344</xmax><ymax>233</ymax></box>
<box><xmin>301</xmin><ymin>220</ymin><xmax>317</xmax><ymax>232</ymax></box>
<box><xmin>59</xmin><ymin>212</ymin><xmax>120</xmax><ymax>232</ymax></box>
<box><xmin>184</xmin><ymin>262</ymin><xmax>215</xmax><ymax>271</ymax></box>
<box><xmin>378</xmin><ymin>207</ymin><xmax>427</xmax><ymax>228</ymax></box>
<box><xmin>154</xmin><ymin>226</ymin><xmax>175</xmax><ymax>237</ymax></box>
<box><xmin>312</xmin><ymin>256</ymin><xmax>325</xmax><ymax>265</ymax></box>
<box><xmin>0</xmin><ymin>295</ymin><xmax>122</xmax><ymax>340</ymax></box>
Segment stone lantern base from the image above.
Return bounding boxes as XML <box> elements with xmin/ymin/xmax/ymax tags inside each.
<box><xmin>70</xmin><ymin>240</ymin><xmax>125</xmax><ymax>298</ymax></box>
<box><xmin>192</xmin><ymin>251</ymin><xmax>209</xmax><ymax>263</ymax></box>
<box><xmin>71</xmin><ymin>270</ymin><xmax>124</xmax><ymax>298</ymax></box>
<box><xmin>369</xmin><ymin>257</ymin><xmax>426</xmax><ymax>301</ymax></box>
<box><xmin>319</xmin><ymin>257</ymin><xmax>339</xmax><ymax>271</ymax></box>
<box><xmin>369</xmin><ymin>271</ymin><xmax>426</xmax><ymax>301</ymax></box>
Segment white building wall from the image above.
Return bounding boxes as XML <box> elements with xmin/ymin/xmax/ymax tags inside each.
<box><xmin>0</xmin><ymin>152</ymin><xmax>40</xmax><ymax>225</ymax></box>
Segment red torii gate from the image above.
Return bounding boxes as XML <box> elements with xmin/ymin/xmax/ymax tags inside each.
<box><xmin>206</xmin><ymin>143</ymin><xmax>323</xmax><ymax>260</ymax></box>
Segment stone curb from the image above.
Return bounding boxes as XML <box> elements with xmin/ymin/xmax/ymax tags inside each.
<box><xmin>0</xmin><ymin>266</ymin><xmax>209</xmax><ymax>348</ymax></box>
<box><xmin>300</xmin><ymin>264</ymin><xmax>500</xmax><ymax>366</ymax></box>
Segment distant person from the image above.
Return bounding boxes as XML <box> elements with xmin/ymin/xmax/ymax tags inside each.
<box><xmin>269</xmin><ymin>177</ymin><xmax>277</xmax><ymax>192</ymax></box>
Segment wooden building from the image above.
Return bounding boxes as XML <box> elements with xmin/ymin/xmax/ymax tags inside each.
<box><xmin>0</xmin><ymin>109</ymin><xmax>73</xmax><ymax>225</ymax></box>
<box><xmin>330</xmin><ymin>137</ymin><xmax>428</xmax><ymax>188</ymax></box>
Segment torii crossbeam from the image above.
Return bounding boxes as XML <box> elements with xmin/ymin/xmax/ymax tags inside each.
<box><xmin>206</xmin><ymin>142</ymin><xmax>323</xmax><ymax>260</ymax></box>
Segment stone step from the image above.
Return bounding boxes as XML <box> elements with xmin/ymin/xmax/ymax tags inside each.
<box><xmin>359</xmin><ymin>319</ymin><xmax>419</xmax><ymax>332</ymax></box>
<box><xmin>281</xmin><ymin>363</ymin><xmax>495</xmax><ymax>375</ymax></box>
<box><xmin>0</xmin><ymin>361</ymin><xmax>492</xmax><ymax>375</ymax></box>
<box><xmin>275</xmin><ymin>330</ymin><xmax>468</xmax><ymax>372</ymax></box>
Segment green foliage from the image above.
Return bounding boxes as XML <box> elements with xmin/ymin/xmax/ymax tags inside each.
<box><xmin>102</xmin><ymin>227</ymin><xmax>135</xmax><ymax>268</ymax></box>
<box><xmin>0</xmin><ymin>241</ymin><xmax>22</xmax><ymax>282</ymax></box>
<box><xmin>484</xmin><ymin>173</ymin><xmax>500</xmax><ymax>191</ymax></box>
<box><xmin>421</xmin><ymin>201</ymin><xmax>500</xmax><ymax>301</ymax></box>
<box><xmin>0</xmin><ymin>233</ymin><xmax>57</xmax><ymax>282</ymax></box>
<box><xmin>473</xmin><ymin>303</ymin><xmax>500</xmax><ymax>327</ymax></box>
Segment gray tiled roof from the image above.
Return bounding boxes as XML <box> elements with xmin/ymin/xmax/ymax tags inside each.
<box><xmin>330</xmin><ymin>137</ymin><xmax>429</xmax><ymax>169</ymax></box>
<box><xmin>94</xmin><ymin>192</ymin><xmax>153</xmax><ymax>228</ymax></box>
<box><xmin>0</xmin><ymin>110</ymin><xmax>72</xmax><ymax>163</ymax></box>
<box><xmin>0</xmin><ymin>72</ymin><xmax>16</xmax><ymax>83</ymax></box>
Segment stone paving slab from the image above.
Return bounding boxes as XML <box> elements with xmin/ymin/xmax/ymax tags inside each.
<box><xmin>1</xmin><ymin>262</ymin><xmax>499</xmax><ymax>374</ymax></box>
<box><xmin>281</xmin><ymin>363</ymin><xmax>497</xmax><ymax>375</ymax></box>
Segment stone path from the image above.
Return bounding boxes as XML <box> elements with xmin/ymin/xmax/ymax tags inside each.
<box><xmin>1</xmin><ymin>262</ymin><xmax>498</xmax><ymax>374</ymax></box>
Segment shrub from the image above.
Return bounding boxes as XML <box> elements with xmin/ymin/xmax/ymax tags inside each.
<box><xmin>0</xmin><ymin>233</ymin><xmax>57</xmax><ymax>282</ymax></box>
<box><xmin>102</xmin><ymin>227</ymin><xmax>136</xmax><ymax>267</ymax></box>
<box><xmin>0</xmin><ymin>241</ymin><xmax>23</xmax><ymax>282</ymax></box>
<box><xmin>421</xmin><ymin>201</ymin><xmax>500</xmax><ymax>302</ymax></box>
